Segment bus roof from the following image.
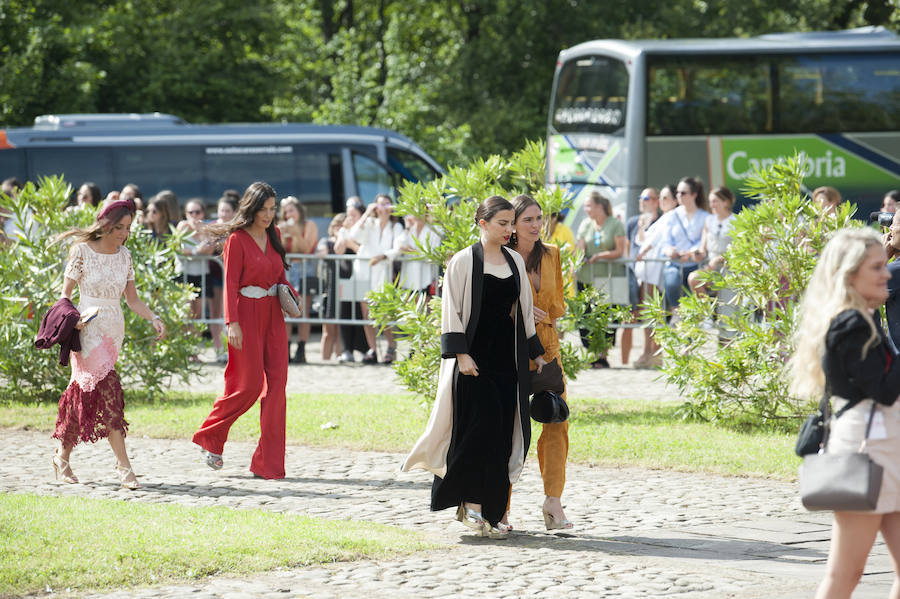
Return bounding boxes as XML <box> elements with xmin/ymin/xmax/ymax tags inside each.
<box><xmin>560</xmin><ymin>26</ymin><xmax>900</xmax><ymax>62</ymax></box>
<box><xmin>33</xmin><ymin>113</ymin><xmax>186</xmax><ymax>129</ymax></box>
<box><xmin>1</xmin><ymin>118</ymin><xmax>429</xmax><ymax>153</ymax></box>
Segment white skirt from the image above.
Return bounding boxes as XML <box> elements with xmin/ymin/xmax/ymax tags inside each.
<box><xmin>827</xmin><ymin>398</ymin><xmax>900</xmax><ymax>513</ymax></box>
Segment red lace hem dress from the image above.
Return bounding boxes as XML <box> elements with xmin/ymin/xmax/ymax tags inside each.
<box><xmin>53</xmin><ymin>242</ymin><xmax>133</xmax><ymax>446</ymax></box>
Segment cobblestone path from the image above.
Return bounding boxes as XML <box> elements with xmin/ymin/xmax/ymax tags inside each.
<box><xmin>2</xmin><ymin>427</ymin><xmax>895</xmax><ymax>598</ymax></box>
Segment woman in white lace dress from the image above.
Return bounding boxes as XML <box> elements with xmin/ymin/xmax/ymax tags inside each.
<box><xmin>52</xmin><ymin>198</ymin><xmax>165</xmax><ymax>489</ymax></box>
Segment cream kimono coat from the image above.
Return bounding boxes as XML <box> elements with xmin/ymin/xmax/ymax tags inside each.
<box><xmin>401</xmin><ymin>242</ymin><xmax>544</xmax><ymax>484</ymax></box>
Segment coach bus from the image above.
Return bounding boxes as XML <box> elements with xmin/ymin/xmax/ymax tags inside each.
<box><xmin>547</xmin><ymin>27</ymin><xmax>900</xmax><ymax>223</ymax></box>
<box><xmin>0</xmin><ymin>113</ymin><xmax>443</xmax><ymax>214</ymax></box>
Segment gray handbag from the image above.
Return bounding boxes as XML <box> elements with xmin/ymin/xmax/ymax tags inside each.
<box><xmin>799</xmin><ymin>401</ymin><xmax>883</xmax><ymax>511</ymax></box>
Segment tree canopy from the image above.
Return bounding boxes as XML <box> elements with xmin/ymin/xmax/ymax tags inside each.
<box><xmin>1</xmin><ymin>0</ymin><xmax>897</xmax><ymax>167</ymax></box>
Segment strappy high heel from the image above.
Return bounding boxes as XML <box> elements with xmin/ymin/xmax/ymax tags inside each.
<box><xmin>482</xmin><ymin>521</ymin><xmax>510</xmax><ymax>539</ymax></box>
<box><xmin>456</xmin><ymin>503</ymin><xmax>485</xmax><ymax>532</ymax></box>
<box><xmin>52</xmin><ymin>451</ymin><xmax>78</xmax><ymax>484</ymax></box>
<box><xmin>115</xmin><ymin>463</ymin><xmax>141</xmax><ymax>490</ymax></box>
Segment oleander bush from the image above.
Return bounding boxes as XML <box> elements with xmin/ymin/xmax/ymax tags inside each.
<box><xmin>0</xmin><ymin>176</ymin><xmax>204</xmax><ymax>400</ymax></box>
<box><xmin>367</xmin><ymin>140</ymin><xmax>625</xmax><ymax>401</ymax></box>
<box><xmin>643</xmin><ymin>154</ymin><xmax>860</xmax><ymax>426</ymax></box>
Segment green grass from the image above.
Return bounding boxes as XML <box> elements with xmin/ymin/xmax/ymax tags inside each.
<box><xmin>0</xmin><ymin>392</ymin><xmax>799</xmax><ymax>479</ymax></box>
<box><xmin>0</xmin><ymin>391</ymin><xmax>426</xmax><ymax>452</ymax></box>
<box><xmin>0</xmin><ymin>492</ymin><xmax>429</xmax><ymax>597</ymax></box>
<box><xmin>559</xmin><ymin>400</ymin><xmax>797</xmax><ymax>479</ymax></box>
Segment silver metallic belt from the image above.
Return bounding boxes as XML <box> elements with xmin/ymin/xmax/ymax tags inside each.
<box><xmin>239</xmin><ymin>284</ymin><xmax>277</xmax><ymax>298</ymax></box>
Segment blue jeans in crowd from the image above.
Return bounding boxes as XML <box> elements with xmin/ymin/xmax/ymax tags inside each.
<box><xmin>663</xmin><ymin>261</ymin><xmax>699</xmax><ymax>310</ymax></box>
<box><xmin>627</xmin><ymin>265</ymin><xmax>640</xmax><ymax>311</ymax></box>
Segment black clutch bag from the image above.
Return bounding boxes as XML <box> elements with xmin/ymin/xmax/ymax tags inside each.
<box><xmin>530</xmin><ymin>358</ymin><xmax>568</xmax><ymax>423</ymax></box>
<box><xmin>795</xmin><ymin>395</ymin><xmax>829</xmax><ymax>457</ymax></box>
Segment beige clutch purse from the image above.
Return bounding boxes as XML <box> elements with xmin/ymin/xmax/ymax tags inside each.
<box><xmin>278</xmin><ymin>284</ymin><xmax>302</xmax><ymax>318</ymax></box>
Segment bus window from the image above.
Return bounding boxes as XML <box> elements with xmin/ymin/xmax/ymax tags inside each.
<box><xmin>0</xmin><ymin>148</ymin><xmax>25</xmax><ymax>184</ymax></box>
<box><xmin>115</xmin><ymin>146</ymin><xmax>203</xmax><ymax>200</ymax></box>
<box><xmin>552</xmin><ymin>56</ymin><xmax>628</xmax><ymax>134</ymax></box>
<box><xmin>387</xmin><ymin>148</ymin><xmax>437</xmax><ymax>184</ymax></box>
<box><xmin>204</xmin><ymin>146</ymin><xmax>295</xmax><ymax>201</ymax></box>
<box><xmin>28</xmin><ymin>148</ymin><xmax>114</xmax><ymax>193</ymax></box>
<box><xmin>352</xmin><ymin>152</ymin><xmax>394</xmax><ymax>202</ymax></box>
<box><xmin>777</xmin><ymin>53</ymin><xmax>900</xmax><ymax>132</ymax></box>
<box><xmin>647</xmin><ymin>56</ymin><xmax>770</xmax><ymax>135</ymax></box>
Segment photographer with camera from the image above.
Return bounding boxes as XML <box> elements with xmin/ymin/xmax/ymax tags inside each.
<box><xmin>874</xmin><ymin>209</ymin><xmax>900</xmax><ymax>350</ymax></box>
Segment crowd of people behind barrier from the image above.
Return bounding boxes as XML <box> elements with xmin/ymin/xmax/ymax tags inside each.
<box><xmin>4</xmin><ymin>174</ymin><xmax>900</xmax><ymax>371</ymax></box>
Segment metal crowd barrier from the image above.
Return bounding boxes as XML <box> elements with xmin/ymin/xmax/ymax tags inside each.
<box><xmin>178</xmin><ymin>253</ymin><xmax>723</xmax><ymax>330</ymax></box>
<box><xmin>580</xmin><ymin>256</ymin><xmax>675</xmax><ymax>330</ymax></box>
<box><xmin>178</xmin><ymin>253</ymin><xmax>430</xmax><ymax>326</ymax></box>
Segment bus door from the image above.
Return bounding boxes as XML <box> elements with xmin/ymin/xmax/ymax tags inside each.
<box><xmin>548</xmin><ymin>54</ymin><xmax>632</xmax><ymax>227</ymax></box>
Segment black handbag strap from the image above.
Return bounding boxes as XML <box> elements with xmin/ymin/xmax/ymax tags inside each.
<box><xmin>863</xmin><ymin>401</ymin><xmax>879</xmax><ymax>440</ymax></box>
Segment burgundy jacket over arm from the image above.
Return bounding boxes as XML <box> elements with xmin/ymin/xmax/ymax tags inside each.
<box><xmin>34</xmin><ymin>298</ymin><xmax>82</xmax><ymax>366</ymax></box>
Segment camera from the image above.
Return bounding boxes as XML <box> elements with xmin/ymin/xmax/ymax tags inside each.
<box><xmin>870</xmin><ymin>211</ymin><xmax>895</xmax><ymax>227</ymax></box>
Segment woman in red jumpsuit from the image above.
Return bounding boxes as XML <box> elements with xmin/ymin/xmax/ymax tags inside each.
<box><xmin>192</xmin><ymin>181</ymin><xmax>292</xmax><ymax>479</ymax></box>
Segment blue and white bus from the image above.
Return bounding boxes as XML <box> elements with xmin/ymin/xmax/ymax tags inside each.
<box><xmin>0</xmin><ymin>113</ymin><xmax>443</xmax><ymax>213</ymax></box>
<box><xmin>547</xmin><ymin>27</ymin><xmax>900</xmax><ymax>223</ymax></box>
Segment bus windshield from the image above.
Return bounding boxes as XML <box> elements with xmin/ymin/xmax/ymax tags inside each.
<box><xmin>647</xmin><ymin>52</ymin><xmax>900</xmax><ymax>135</ymax></box>
<box><xmin>551</xmin><ymin>56</ymin><xmax>629</xmax><ymax>135</ymax></box>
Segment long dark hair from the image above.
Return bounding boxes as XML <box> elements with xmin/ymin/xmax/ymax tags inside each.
<box><xmin>279</xmin><ymin>196</ymin><xmax>306</xmax><ymax>227</ymax></box>
<box><xmin>146</xmin><ymin>196</ymin><xmax>174</xmax><ymax>237</ymax></box>
<box><xmin>710</xmin><ymin>186</ymin><xmax>735</xmax><ymax>209</ymax></box>
<box><xmin>78</xmin><ymin>182</ymin><xmax>102</xmax><ymax>206</ymax></box>
<box><xmin>474</xmin><ymin>195</ymin><xmax>513</xmax><ymax>226</ymax></box>
<box><xmin>206</xmin><ymin>181</ymin><xmax>288</xmax><ymax>268</ymax></box>
<box><xmin>679</xmin><ymin>176</ymin><xmax>708</xmax><ymax>211</ymax></box>
<box><xmin>374</xmin><ymin>193</ymin><xmax>401</xmax><ymax>224</ymax></box>
<box><xmin>588</xmin><ymin>191</ymin><xmax>613</xmax><ymax>218</ymax></box>
<box><xmin>507</xmin><ymin>194</ymin><xmax>548</xmax><ymax>274</ymax></box>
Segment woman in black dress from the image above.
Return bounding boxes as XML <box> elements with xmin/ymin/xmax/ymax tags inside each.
<box><xmin>402</xmin><ymin>196</ymin><xmax>546</xmax><ymax>538</ymax></box>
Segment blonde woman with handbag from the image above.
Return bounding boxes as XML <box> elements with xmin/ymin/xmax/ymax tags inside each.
<box><xmin>789</xmin><ymin>228</ymin><xmax>900</xmax><ymax>599</ymax></box>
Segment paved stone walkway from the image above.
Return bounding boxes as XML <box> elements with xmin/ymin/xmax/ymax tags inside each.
<box><xmin>3</xmin><ymin>334</ymin><xmax>896</xmax><ymax>598</ymax></box>
<box><xmin>3</xmin><ymin>429</ymin><xmax>894</xmax><ymax>598</ymax></box>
